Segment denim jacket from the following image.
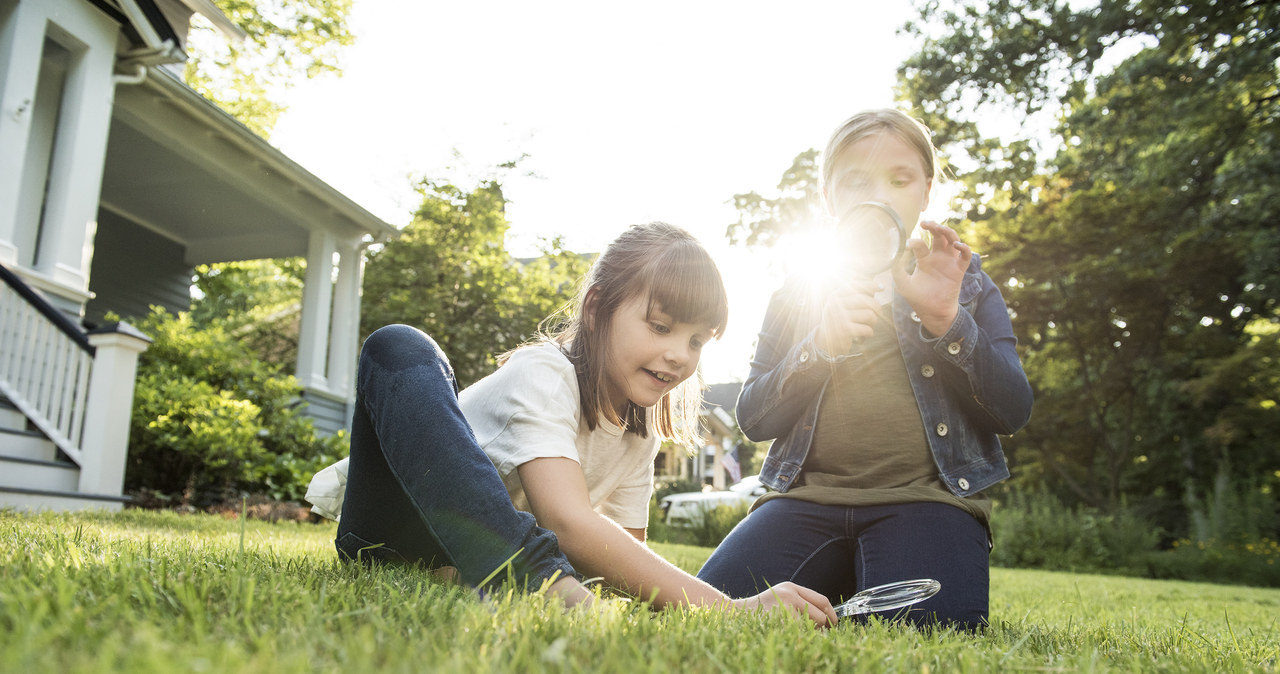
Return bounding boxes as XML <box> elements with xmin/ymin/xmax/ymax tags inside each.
<box><xmin>738</xmin><ymin>254</ymin><xmax>1033</xmax><ymax>498</ymax></box>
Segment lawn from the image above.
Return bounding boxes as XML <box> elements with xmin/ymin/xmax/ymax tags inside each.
<box><xmin>1</xmin><ymin>509</ymin><xmax>1276</xmax><ymax>673</ymax></box>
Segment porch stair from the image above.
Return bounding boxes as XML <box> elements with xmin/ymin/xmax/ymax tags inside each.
<box><xmin>0</xmin><ymin>396</ymin><xmax>130</xmax><ymax>512</ymax></box>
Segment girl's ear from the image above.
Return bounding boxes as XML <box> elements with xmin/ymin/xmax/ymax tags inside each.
<box><xmin>921</xmin><ymin>177</ymin><xmax>933</xmax><ymax>212</ymax></box>
<box><xmin>582</xmin><ymin>287</ymin><xmax>600</xmax><ymax>331</ymax></box>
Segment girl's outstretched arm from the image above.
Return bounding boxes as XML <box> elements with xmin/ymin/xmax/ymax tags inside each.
<box><xmin>517</xmin><ymin>457</ymin><xmax>837</xmax><ymax>627</ymax></box>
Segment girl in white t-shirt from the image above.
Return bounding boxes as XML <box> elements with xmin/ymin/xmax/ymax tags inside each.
<box><xmin>307</xmin><ymin>222</ymin><xmax>835</xmax><ymax>626</ymax></box>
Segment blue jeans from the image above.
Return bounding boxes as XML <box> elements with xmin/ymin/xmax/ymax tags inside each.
<box><xmin>336</xmin><ymin>325</ymin><xmax>578</xmax><ymax>591</ymax></box>
<box><xmin>696</xmin><ymin>499</ymin><xmax>990</xmax><ymax>630</ymax></box>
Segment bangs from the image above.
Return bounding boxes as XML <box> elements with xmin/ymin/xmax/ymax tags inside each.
<box><xmin>640</xmin><ymin>240</ymin><xmax>729</xmax><ymax>336</ymax></box>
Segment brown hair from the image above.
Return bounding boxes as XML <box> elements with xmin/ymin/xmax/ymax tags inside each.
<box><xmin>538</xmin><ymin>222</ymin><xmax>728</xmax><ymax>447</ymax></box>
<box><xmin>821</xmin><ymin>108</ymin><xmax>940</xmax><ymax>211</ymax></box>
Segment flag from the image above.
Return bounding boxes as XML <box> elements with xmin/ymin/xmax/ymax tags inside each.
<box><xmin>722</xmin><ymin>444</ymin><xmax>741</xmax><ymax>484</ymax></box>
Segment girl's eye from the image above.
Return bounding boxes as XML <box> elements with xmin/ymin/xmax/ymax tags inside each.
<box><xmin>650</xmin><ymin>322</ymin><xmax>671</xmax><ymax>335</ymax></box>
<box><xmin>690</xmin><ymin>337</ymin><xmax>705</xmax><ymax>351</ymax></box>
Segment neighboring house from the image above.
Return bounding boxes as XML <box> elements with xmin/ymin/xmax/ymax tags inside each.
<box><xmin>654</xmin><ymin>381</ymin><xmax>743</xmax><ymax>490</ymax></box>
<box><xmin>0</xmin><ymin>0</ymin><xmax>398</xmax><ymax>511</ymax></box>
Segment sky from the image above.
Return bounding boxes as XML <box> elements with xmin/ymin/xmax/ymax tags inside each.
<box><xmin>270</xmin><ymin>0</ymin><xmax>934</xmax><ymax>383</ymax></box>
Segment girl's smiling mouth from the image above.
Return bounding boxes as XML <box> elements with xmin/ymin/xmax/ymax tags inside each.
<box><xmin>645</xmin><ymin>369</ymin><xmax>674</xmax><ymax>384</ymax></box>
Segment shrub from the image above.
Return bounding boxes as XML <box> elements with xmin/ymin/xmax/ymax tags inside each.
<box><xmin>689</xmin><ymin>501</ymin><xmax>752</xmax><ymax>547</ymax></box>
<box><xmin>125</xmin><ymin>307</ymin><xmax>344</xmax><ymax>504</ymax></box>
<box><xmin>1147</xmin><ymin>537</ymin><xmax>1280</xmax><ymax>587</ymax></box>
<box><xmin>990</xmin><ymin>489</ymin><xmax>1159</xmax><ymax>577</ymax></box>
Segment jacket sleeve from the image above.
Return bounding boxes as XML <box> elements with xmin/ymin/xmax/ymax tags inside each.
<box><xmin>735</xmin><ymin>281</ymin><xmax>838</xmax><ymax>442</ymax></box>
<box><xmin>919</xmin><ymin>258</ymin><xmax>1033</xmax><ymax>436</ymax></box>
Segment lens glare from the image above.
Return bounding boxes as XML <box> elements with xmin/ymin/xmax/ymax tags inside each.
<box><xmin>836</xmin><ymin>202</ymin><xmax>907</xmax><ymax>275</ymax></box>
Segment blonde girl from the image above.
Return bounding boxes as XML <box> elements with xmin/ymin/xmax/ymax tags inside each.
<box><xmin>696</xmin><ymin>110</ymin><xmax>1033</xmax><ymax>630</ymax></box>
<box><xmin>308</xmin><ymin>222</ymin><xmax>836</xmax><ymax>625</ymax></box>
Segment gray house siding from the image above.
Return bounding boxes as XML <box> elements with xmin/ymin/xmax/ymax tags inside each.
<box><xmin>85</xmin><ymin>211</ymin><xmax>191</xmax><ymax>328</ymax></box>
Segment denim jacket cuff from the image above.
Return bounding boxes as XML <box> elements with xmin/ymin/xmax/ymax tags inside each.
<box><xmin>922</xmin><ymin>308</ymin><xmax>979</xmax><ymax>363</ymax></box>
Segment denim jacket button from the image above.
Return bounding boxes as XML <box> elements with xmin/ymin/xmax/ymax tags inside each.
<box><xmin>921</xmin><ymin>364</ymin><xmax>935</xmax><ymax>378</ymax></box>
<box><xmin>947</xmin><ymin>342</ymin><xmax>961</xmax><ymax>355</ymax></box>
<box><xmin>911</xmin><ymin>312</ymin><xmax>921</xmax><ymax>323</ymax></box>
<box><xmin>958</xmin><ymin>477</ymin><xmax>970</xmax><ymax>490</ymax></box>
<box><xmin>800</xmin><ymin>350</ymin><xmax>810</xmax><ymax>363</ymax></box>
<box><xmin>936</xmin><ymin>422</ymin><xmax>949</xmax><ymax>437</ymax></box>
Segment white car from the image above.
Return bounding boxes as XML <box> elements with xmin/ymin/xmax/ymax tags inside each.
<box><xmin>659</xmin><ymin>475</ymin><xmax>767</xmax><ymax>527</ymax></box>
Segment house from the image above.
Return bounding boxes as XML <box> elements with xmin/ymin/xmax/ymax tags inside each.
<box><xmin>654</xmin><ymin>381</ymin><xmax>745</xmax><ymax>490</ymax></box>
<box><xmin>0</xmin><ymin>0</ymin><xmax>398</xmax><ymax>511</ymax></box>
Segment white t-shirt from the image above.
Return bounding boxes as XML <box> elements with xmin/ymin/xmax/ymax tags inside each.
<box><xmin>460</xmin><ymin>343</ymin><xmax>659</xmax><ymax>529</ymax></box>
<box><xmin>305</xmin><ymin>343</ymin><xmax>659</xmax><ymax>529</ymax></box>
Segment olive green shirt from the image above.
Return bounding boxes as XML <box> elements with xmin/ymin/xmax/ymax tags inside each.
<box><xmin>758</xmin><ymin>305</ymin><xmax>992</xmax><ymax>532</ymax></box>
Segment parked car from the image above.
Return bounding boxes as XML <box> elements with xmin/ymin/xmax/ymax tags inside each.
<box><xmin>659</xmin><ymin>475</ymin><xmax>767</xmax><ymax>527</ymax></box>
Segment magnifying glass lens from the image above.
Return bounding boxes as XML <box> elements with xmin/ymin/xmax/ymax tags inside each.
<box><xmin>836</xmin><ymin>202</ymin><xmax>907</xmax><ymax>275</ymax></box>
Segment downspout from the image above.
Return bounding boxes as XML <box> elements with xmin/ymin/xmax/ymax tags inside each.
<box><xmin>112</xmin><ymin>64</ymin><xmax>148</xmax><ymax>86</ymax></box>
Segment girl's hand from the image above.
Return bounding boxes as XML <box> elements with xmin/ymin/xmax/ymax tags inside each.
<box><xmin>815</xmin><ymin>280</ymin><xmax>881</xmax><ymax>356</ymax></box>
<box><xmin>893</xmin><ymin>221</ymin><xmax>971</xmax><ymax>336</ymax></box>
<box><xmin>730</xmin><ymin>581</ymin><xmax>838</xmax><ymax>628</ymax></box>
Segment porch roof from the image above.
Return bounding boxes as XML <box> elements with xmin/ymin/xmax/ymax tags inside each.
<box><xmin>100</xmin><ymin>66</ymin><xmax>399</xmax><ymax>266</ymax></box>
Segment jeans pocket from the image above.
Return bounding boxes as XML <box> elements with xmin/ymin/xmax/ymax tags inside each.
<box><xmin>336</xmin><ymin>531</ymin><xmax>410</xmax><ymax>566</ymax></box>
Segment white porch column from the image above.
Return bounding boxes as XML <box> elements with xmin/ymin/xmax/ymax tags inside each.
<box><xmin>12</xmin><ymin>0</ymin><xmax>117</xmax><ymax>296</ymax></box>
<box><xmin>326</xmin><ymin>237</ymin><xmax>365</xmax><ymax>397</ymax></box>
<box><xmin>296</xmin><ymin>230</ymin><xmax>335</xmax><ymax>390</ymax></box>
<box><xmin>0</xmin><ymin>0</ymin><xmax>56</xmax><ymax>267</ymax></box>
<box><xmin>78</xmin><ymin>322</ymin><xmax>150</xmax><ymax>498</ymax></box>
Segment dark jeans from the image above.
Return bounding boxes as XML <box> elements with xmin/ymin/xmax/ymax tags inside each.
<box><xmin>336</xmin><ymin>324</ymin><xmax>577</xmax><ymax>591</ymax></box>
<box><xmin>697</xmin><ymin>499</ymin><xmax>990</xmax><ymax>630</ymax></box>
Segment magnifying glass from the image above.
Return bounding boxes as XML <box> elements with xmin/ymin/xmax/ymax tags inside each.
<box><xmin>833</xmin><ymin>578</ymin><xmax>941</xmax><ymax>618</ymax></box>
<box><xmin>834</xmin><ymin>201</ymin><xmax>911</xmax><ymax>276</ymax></box>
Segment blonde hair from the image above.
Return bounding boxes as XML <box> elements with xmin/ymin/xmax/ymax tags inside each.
<box><xmin>538</xmin><ymin>222</ymin><xmax>728</xmax><ymax>447</ymax></box>
<box><xmin>821</xmin><ymin>108</ymin><xmax>940</xmax><ymax>210</ymax></box>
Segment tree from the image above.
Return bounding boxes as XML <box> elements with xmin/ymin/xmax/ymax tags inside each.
<box><xmin>190</xmin><ymin>258</ymin><xmax>306</xmax><ymax>368</ymax></box>
<box><xmin>183</xmin><ymin>0</ymin><xmax>354</xmax><ymax>136</ymax></box>
<box><xmin>725</xmin><ymin>149</ymin><xmax>824</xmax><ymax>247</ymax></box>
<box><xmin>179</xmin><ymin>0</ymin><xmax>354</xmax><ymax>360</ymax></box>
<box><xmin>895</xmin><ymin>0</ymin><xmax>1280</xmax><ymax>525</ymax></box>
<box><xmin>359</xmin><ymin>179</ymin><xmax>592</xmax><ymax>388</ymax></box>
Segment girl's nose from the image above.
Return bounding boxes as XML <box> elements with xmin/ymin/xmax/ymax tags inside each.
<box><xmin>665</xmin><ymin>340</ymin><xmax>690</xmax><ymax>367</ymax></box>
<box><xmin>871</xmin><ymin>181</ymin><xmax>893</xmax><ymax>204</ymax></box>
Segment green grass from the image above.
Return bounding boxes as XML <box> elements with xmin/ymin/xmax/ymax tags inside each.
<box><xmin>1</xmin><ymin>509</ymin><xmax>1277</xmax><ymax>673</ymax></box>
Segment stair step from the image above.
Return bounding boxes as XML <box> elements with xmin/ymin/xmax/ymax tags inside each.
<box><xmin>0</xmin><ymin>401</ymin><xmax>25</xmax><ymax>431</ymax></box>
<box><xmin>0</xmin><ymin>486</ymin><xmax>126</xmax><ymax>512</ymax></box>
<box><xmin>0</xmin><ymin>455</ymin><xmax>79</xmax><ymax>492</ymax></box>
<box><xmin>0</xmin><ymin>428</ymin><xmax>59</xmax><ymax>462</ymax></box>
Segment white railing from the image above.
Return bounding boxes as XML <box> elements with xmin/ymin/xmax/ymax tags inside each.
<box><xmin>0</xmin><ymin>263</ymin><xmax>150</xmax><ymax>497</ymax></box>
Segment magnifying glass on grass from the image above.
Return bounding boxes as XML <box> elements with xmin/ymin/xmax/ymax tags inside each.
<box><xmin>833</xmin><ymin>578</ymin><xmax>941</xmax><ymax>618</ymax></box>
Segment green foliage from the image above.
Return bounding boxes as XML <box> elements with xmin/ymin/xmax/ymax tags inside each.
<box><xmin>126</xmin><ymin>307</ymin><xmax>344</xmax><ymax>502</ymax></box>
<box><xmin>725</xmin><ymin>149</ymin><xmax>824</xmax><ymax>247</ymax></box>
<box><xmin>4</xmin><ymin>509</ymin><xmax>1280</xmax><ymax>673</ymax></box>
<box><xmin>183</xmin><ymin>0</ymin><xmax>354</xmax><ymax>136</ymax></box>
<box><xmin>990</xmin><ymin>489</ymin><xmax>1160</xmax><ymax>578</ymax></box>
<box><xmin>889</xmin><ymin>1</ymin><xmax>1280</xmax><ymax>527</ymax></box>
<box><xmin>189</xmin><ymin>258</ymin><xmax>306</xmax><ymax>368</ymax></box>
<box><xmin>991</xmin><ymin>485</ymin><xmax>1280</xmax><ymax>587</ymax></box>
<box><xmin>359</xmin><ymin>179</ymin><xmax>591</xmax><ymax>388</ymax></box>
<box><xmin>1150</xmin><ymin>537</ymin><xmax>1280</xmax><ymax>589</ymax></box>
<box><xmin>647</xmin><ymin>496</ymin><xmax>750</xmax><ymax>548</ymax></box>
<box><xmin>1184</xmin><ymin>464</ymin><xmax>1278</xmax><ymax>547</ymax></box>
<box><xmin>686</xmin><ymin>502</ymin><xmax>751</xmax><ymax>547</ymax></box>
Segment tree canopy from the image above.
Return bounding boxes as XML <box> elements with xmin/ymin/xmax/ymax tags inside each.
<box><xmin>359</xmin><ymin>179</ymin><xmax>592</xmax><ymax>388</ymax></box>
<box><xmin>896</xmin><ymin>0</ymin><xmax>1279</xmax><ymax>523</ymax></box>
<box><xmin>728</xmin><ymin>0</ymin><xmax>1279</xmax><ymax>536</ymax></box>
<box><xmin>183</xmin><ymin>0</ymin><xmax>354</xmax><ymax>136</ymax></box>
